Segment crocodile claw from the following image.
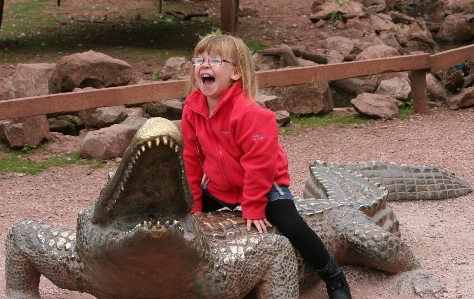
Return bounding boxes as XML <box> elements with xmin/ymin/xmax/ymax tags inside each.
<box><xmin>398</xmin><ymin>268</ymin><xmax>444</xmax><ymax>298</ymax></box>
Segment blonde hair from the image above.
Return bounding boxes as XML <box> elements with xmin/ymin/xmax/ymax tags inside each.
<box><xmin>187</xmin><ymin>34</ymin><xmax>258</xmax><ymax>100</ymax></box>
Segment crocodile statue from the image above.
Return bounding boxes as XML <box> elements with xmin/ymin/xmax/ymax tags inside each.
<box><xmin>5</xmin><ymin>117</ymin><xmax>472</xmax><ymax>299</ymax></box>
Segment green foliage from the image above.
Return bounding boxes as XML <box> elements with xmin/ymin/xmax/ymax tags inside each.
<box><xmin>330</xmin><ymin>11</ymin><xmax>343</xmax><ymax>22</ymax></box>
<box><xmin>152</xmin><ymin>69</ymin><xmax>162</xmax><ymax>81</ymax></box>
<box><xmin>279</xmin><ymin>112</ymin><xmax>371</xmax><ymax>133</ymax></box>
<box><xmin>199</xmin><ymin>28</ymin><xmax>223</xmax><ymax>39</ymax></box>
<box><xmin>247</xmin><ymin>42</ymin><xmax>265</xmax><ymax>54</ymax></box>
<box><xmin>0</xmin><ymin>151</ymin><xmax>104</xmax><ymax>178</ymax></box>
<box><xmin>335</xmin><ymin>0</ymin><xmax>349</xmax><ymax>7</ymax></box>
<box><xmin>22</xmin><ymin>143</ymin><xmax>37</xmax><ymax>152</ymax></box>
<box><xmin>398</xmin><ymin>99</ymin><xmax>414</xmax><ymax>119</ymax></box>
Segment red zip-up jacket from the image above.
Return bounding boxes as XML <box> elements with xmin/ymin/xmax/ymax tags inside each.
<box><xmin>180</xmin><ymin>83</ymin><xmax>290</xmax><ymax>220</ymax></box>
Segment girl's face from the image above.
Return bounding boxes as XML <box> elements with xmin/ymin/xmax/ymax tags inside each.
<box><xmin>193</xmin><ymin>50</ymin><xmax>241</xmax><ymax>103</ymax></box>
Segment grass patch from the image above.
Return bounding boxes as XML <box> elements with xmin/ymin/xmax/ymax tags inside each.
<box><xmin>0</xmin><ymin>151</ymin><xmax>104</xmax><ymax>178</ymax></box>
<box><xmin>279</xmin><ymin>112</ymin><xmax>372</xmax><ymax>134</ymax></box>
<box><xmin>398</xmin><ymin>99</ymin><xmax>415</xmax><ymax>119</ymax></box>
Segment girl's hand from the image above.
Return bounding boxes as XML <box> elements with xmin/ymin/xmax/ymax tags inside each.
<box><xmin>247</xmin><ymin>219</ymin><xmax>272</xmax><ymax>233</ymax></box>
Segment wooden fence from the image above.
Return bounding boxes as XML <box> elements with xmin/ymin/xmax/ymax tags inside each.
<box><xmin>0</xmin><ymin>44</ymin><xmax>473</xmax><ymax>121</ymax></box>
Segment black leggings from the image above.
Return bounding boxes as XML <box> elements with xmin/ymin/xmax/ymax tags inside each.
<box><xmin>201</xmin><ymin>192</ymin><xmax>330</xmax><ymax>270</ymax></box>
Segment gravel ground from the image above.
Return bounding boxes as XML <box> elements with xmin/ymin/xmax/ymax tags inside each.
<box><xmin>0</xmin><ymin>107</ymin><xmax>473</xmax><ymax>299</ymax></box>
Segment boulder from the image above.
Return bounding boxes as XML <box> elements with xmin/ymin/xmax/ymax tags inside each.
<box><xmin>48</xmin><ymin>119</ymin><xmax>77</xmax><ymax>136</ymax></box>
<box><xmin>159</xmin><ymin>56</ymin><xmax>192</xmax><ymax>81</ymax></box>
<box><xmin>0</xmin><ymin>116</ymin><xmax>52</xmax><ymax>148</ymax></box>
<box><xmin>375</xmin><ymin>76</ymin><xmax>411</xmax><ymax>101</ymax></box>
<box><xmin>49</xmin><ymin>50</ymin><xmax>132</xmax><ymax>93</ymax></box>
<box><xmin>351</xmin><ymin>93</ymin><xmax>399</xmax><ymax>119</ymax></box>
<box><xmin>122</xmin><ymin>115</ymin><xmax>148</xmax><ymax>129</ymax></box>
<box><xmin>322</xmin><ymin>36</ymin><xmax>355</xmax><ymax>56</ymax></box>
<box><xmin>362</xmin><ymin>0</ymin><xmax>387</xmax><ymax>13</ymax></box>
<box><xmin>79</xmin><ymin>124</ymin><xmax>138</xmax><ymax>160</ymax></box>
<box><xmin>437</xmin><ymin>14</ymin><xmax>473</xmax><ymax>43</ymax></box>
<box><xmin>310</xmin><ymin>2</ymin><xmax>340</xmax><ymax>22</ymax></box>
<box><xmin>426</xmin><ymin>73</ymin><xmax>447</xmax><ymax>102</ymax></box>
<box><xmin>446</xmin><ymin>87</ymin><xmax>474</xmax><ymax>110</ymax></box>
<box><xmin>126</xmin><ymin>107</ymin><xmax>149</xmax><ymax>118</ymax></box>
<box><xmin>143</xmin><ymin>99</ymin><xmax>184</xmax><ymax>120</ymax></box>
<box><xmin>275</xmin><ymin>110</ymin><xmax>291</xmax><ymax>127</ymax></box>
<box><xmin>79</xmin><ymin>106</ymin><xmax>128</xmax><ymax>129</ymax></box>
<box><xmin>258</xmin><ymin>83</ymin><xmax>333</xmax><ymax>114</ymax></box>
<box><xmin>4</xmin><ymin>63</ymin><xmax>56</xmax><ymax>99</ymax></box>
<box><xmin>355</xmin><ymin>44</ymin><xmax>401</xmax><ymax>61</ymax></box>
<box><xmin>444</xmin><ymin>0</ymin><xmax>474</xmax><ymax>14</ymax></box>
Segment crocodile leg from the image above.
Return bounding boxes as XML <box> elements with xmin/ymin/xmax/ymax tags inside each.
<box><xmin>5</xmin><ymin>220</ymin><xmax>88</xmax><ymax>298</ymax></box>
<box><xmin>5</xmin><ymin>231</ymin><xmax>41</xmax><ymax>299</ymax></box>
<box><xmin>335</xmin><ymin>208</ymin><xmax>443</xmax><ymax>297</ymax></box>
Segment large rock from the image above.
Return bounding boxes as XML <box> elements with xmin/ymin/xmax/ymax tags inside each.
<box><xmin>375</xmin><ymin>76</ymin><xmax>411</xmax><ymax>101</ymax></box>
<box><xmin>0</xmin><ymin>116</ymin><xmax>52</xmax><ymax>148</ymax></box>
<box><xmin>258</xmin><ymin>83</ymin><xmax>333</xmax><ymax>114</ymax></box>
<box><xmin>79</xmin><ymin>124</ymin><xmax>138</xmax><ymax>160</ymax></box>
<box><xmin>437</xmin><ymin>14</ymin><xmax>474</xmax><ymax>43</ymax></box>
<box><xmin>446</xmin><ymin>87</ymin><xmax>474</xmax><ymax>110</ymax></box>
<box><xmin>4</xmin><ymin>63</ymin><xmax>56</xmax><ymax>99</ymax></box>
<box><xmin>351</xmin><ymin>93</ymin><xmax>399</xmax><ymax>119</ymax></box>
<box><xmin>322</xmin><ymin>36</ymin><xmax>355</xmax><ymax>56</ymax></box>
<box><xmin>159</xmin><ymin>57</ymin><xmax>192</xmax><ymax>81</ymax></box>
<box><xmin>426</xmin><ymin>73</ymin><xmax>447</xmax><ymax>102</ymax></box>
<box><xmin>355</xmin><ymin>44</ymin><xmax>401</xmax><ymax>61</ymax></box>
<box><xmin>49</xmin><ymin>50</ymin><xmax>132</xmax><ymax>93</ymax></box>
<box><xmin>143</xmin><ymin>99</ymin><xmax>184</xmax><ymax>120</ymax></box>
<box><xmin>444</xmin><ymin>0</ymin><xmax>474</xmax><ymax>14</ymax></box>
<box><xmin>79</xmin><ymin>106</ymin><xmax>128</xmax><ymax>129</ymax></box>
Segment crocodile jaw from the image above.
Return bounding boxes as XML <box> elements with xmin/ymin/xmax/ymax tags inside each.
<box><xmin>91</xmin><ymin>117</ymin><xmax>194</xmax><ymax>232</ymax></box>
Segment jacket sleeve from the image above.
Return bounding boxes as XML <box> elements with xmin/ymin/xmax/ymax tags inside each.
<box><xmin>181</xmin><ymin>105</ymin><xmax>204</xmax><ymax>213</ymax></box>
<box><xmin>234</xmin><ymin>106</ymin><xmax>279</xmax><ymax>220</ymax></box>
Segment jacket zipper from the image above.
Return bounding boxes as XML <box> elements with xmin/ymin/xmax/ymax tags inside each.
<box><xmin>208</xmin><ymin>117</ymin><xmax>234</xmax><ymax>188</ymax></box>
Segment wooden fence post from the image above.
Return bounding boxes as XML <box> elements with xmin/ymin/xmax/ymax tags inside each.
<box><xmin>221</xmin><ymin>0</ymin><xmax>239</xmax><ymax>33</ymax></box>
<box><xmin>410</xmin><ymin>69</ymin><xmax>429</xmax><ymax>114</ymax></box>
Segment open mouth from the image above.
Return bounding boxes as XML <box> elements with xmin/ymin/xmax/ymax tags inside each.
<box><xmin>201</xmin><ymin>74</ymin><xmax>215</xmax><ymax>87</ymax></box>
<box><xmin>91</xmin><ymin>118</ymin><xmax>194</xmax><ymax>231</ymax></box>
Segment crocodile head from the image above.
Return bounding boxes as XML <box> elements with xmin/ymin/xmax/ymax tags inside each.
<box><xmin>91</xmin><ymin>117</ymin><xmax>193</xmax><ymax>227</ymax></box>
<box><xmin>76</xmin><ymin>118</ymin><xmax>201</xmax><ymax>298</ymax></box>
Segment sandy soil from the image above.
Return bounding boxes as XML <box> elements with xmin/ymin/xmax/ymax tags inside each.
<box><xmin>1</xmin><ymin>107</ymin><xmax>473</xmax><ymax>299</ymax></box>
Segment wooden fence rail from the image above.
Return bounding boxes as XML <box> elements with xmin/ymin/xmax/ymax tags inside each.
<box><xmin>0</xmin><ymin>44</ymin><xmax>473</xmax><ymax>121</ymax></box>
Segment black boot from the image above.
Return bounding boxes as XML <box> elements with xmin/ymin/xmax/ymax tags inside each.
<box><xmin>316</xmin><ymin>257</ymin><xmax>352</xmax><ymax>299</ymax></box>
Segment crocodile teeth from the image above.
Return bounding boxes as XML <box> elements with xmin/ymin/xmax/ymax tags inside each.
<box><xmin>163</xmin><ymin>136</ymin><xmax>169</xmax><ymax>146</ymax></box>
<box><xmin>155</xmin><ymin>138</ymin><xmax>161</xmax><ymax>146</ymax></box>
<box><xmin>156</xmin><ymin>221</ymin><xmax>161</xmax><ymax>229</ymax></box>
<box><xmin>120</xmin><ymin>182</ymin><xmax>124</xmax><ymax>191</ymax></box>
<box><xmin>136</xmin><ymin>151</ymin><xmax>141</xmax><ymax>157</ymax></box>
<box><xmin>147</xmin><ymin>140</ymin><xmax>152</xmax><ymax>148</ymax></box>
<box><xmin>141</xmin><ymin>145</ymin><xmax>146</xmax><ymax>153</ymax></box>
<box><xmin>175</xmin><ymin>145</ymin><xmax>179</xmax><ymax>152</ymax></box>
<box><xmin>169</xmin><ymin>139</ymin><xmax>174</xmax><ymax>149</ymax></box>
<box><xmin>143</xmin><ymin>221</ymin><xmax>147</xmax><ymax>227</ymax></box>
<box><xmin>147</xmin><ymin>222</ymin><xmax>153</xmax><ymax>229</ymax></box>
<box><xmin>165</xmin><ymin>221</ymin><xmax>170</xmax><ymax>228</ymax></box>
<box><xmin>173</xmin><ymin>220</ymin><xmax>179</xmax><ymax>226</ymax></box>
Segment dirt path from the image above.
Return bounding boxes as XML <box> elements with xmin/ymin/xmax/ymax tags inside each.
<box><xmin>1</xmin><ymin>107</ymin><xmax>473</xmax><ymax>299</ymax></box>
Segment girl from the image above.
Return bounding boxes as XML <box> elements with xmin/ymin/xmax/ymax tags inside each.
<box><xmin>180</xmin><ymin>34</ymin><xmax>352</xmax><ymax>299</ymax></box>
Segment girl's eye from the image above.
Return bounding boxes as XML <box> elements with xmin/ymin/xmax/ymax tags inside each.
<box><xmin>209</xmin><ymin>58</ymin><xmax>223</xmax><ymax>65</ymax></box>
